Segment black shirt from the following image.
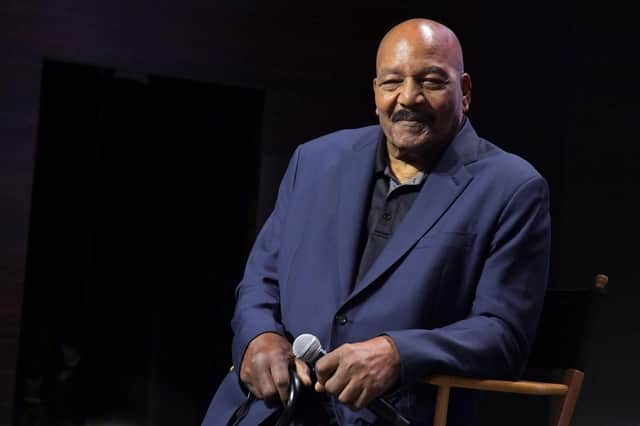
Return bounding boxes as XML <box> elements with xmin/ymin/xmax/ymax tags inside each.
<box><xmin>355</xmin><ymin>138</ymin><xmax>427</xmax><ymax>285</ymax></box>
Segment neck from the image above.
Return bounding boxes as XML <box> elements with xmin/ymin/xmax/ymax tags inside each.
<box><xmin>385</xmin><ymin>141</ymin><xmax>444</xmax><ymax>183</ymax></box>
<box><xmin>384</xmin><ymin>114</ymin><xmax>466</xmax><ymax>180</ymax></box>
<box><xmin>387</xmin><ymin>154</ymin><xmax>423</xmax><ymax>183</ymax></box>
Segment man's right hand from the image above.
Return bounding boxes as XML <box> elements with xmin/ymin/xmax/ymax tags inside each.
<box><xmin>239</xmin><ymin>332</ymin><xmax>312</xmax><ymax>404</ymax></box>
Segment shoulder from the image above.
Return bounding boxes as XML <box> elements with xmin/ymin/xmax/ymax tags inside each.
<box><xmin>459</xmin><ymin>135</ymin><xmax>550</xmax><ymax>210</ymax></box>
<box><xmin>473</xmin><ymin>136</ymin><xmax>546</xmax><ymax>187</ymax></box>
<box><xmin>279</xmin><ymin>125</ymin><xmax>379</xmax><ymax>190</ymax></box>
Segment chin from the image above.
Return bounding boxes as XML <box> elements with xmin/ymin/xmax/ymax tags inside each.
<box><xmin>389</xmin><ymin>129</ymin><xmax>431</xmax><ymax>151</ymax></box>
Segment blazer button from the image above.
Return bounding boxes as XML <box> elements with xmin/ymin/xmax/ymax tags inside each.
<box><xmin>335</xmin><ymin>314</ymin><xmax>348</xmax><ymax>325</ymax></box>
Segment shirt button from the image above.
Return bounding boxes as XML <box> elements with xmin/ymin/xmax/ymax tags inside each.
<box><xmin>382</xmin><ymin>212</ymin><xmax>392</xmax><ymax>221</ymax></box>
<box><xmin>335</xmin><ymin>314</ymin><xmax>348</xmax><ymax>325</ymax></box>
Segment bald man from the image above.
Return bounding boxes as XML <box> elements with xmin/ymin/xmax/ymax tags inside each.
<box><xmin>203</xmin><ymin>18</ymin><xmax>550</xmax><ymax>425</ymax></box>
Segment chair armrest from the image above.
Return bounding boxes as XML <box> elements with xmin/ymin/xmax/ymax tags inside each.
<box><xmin>422</xmin><ymin>374</ymin><xmax>568</xmax><ymax>396</ymax></box>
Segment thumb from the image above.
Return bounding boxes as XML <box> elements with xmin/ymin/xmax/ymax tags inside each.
<box><xmin>294</xmin><ymin>358</ymin><xmax>312</xmax><ymax>386</ymax></box>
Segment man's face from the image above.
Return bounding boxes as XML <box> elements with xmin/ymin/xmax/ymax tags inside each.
<box><xmin>373</xmin><ymin>27</ymin><xmax>470</xmax><ymax>157</ymax></box>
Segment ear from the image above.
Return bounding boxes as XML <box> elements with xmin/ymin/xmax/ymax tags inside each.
<box><xmin>460</xmin><ymin>73</ymin><xmax>472</xmax><ymax>113</ymax></box>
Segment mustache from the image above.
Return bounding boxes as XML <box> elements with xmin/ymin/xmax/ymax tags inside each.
<box><xmin>391</xmin><ymin>109</ymin><xmax>433</xmax><ymax>123</ymax></box>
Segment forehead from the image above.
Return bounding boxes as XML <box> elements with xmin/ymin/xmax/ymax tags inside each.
<box><xmin>376</xmin><ymin>27</ymin><xmax>457</xmax><ymax>75</ymax></box>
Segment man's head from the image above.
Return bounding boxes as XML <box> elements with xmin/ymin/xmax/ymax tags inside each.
<box><xmin>373</xmin><ymin>18</ymin><xmax>472</xmax><ymax>164</ymax></box>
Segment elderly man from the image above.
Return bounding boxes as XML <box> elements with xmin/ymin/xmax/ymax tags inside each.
<box><xmin>203</xmin><ymin>18</ymin><xmax>550</xmax><ymax>425</ymax></box>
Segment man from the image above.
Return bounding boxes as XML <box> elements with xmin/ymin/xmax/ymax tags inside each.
<box><xmin>203</xmin><ymin>18</ymin><xmax>550</xmax><ymax>425</ymax></box>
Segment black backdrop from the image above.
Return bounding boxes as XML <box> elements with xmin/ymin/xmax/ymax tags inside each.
<box><xmin>17</xmin><ymin>61</ymin><xmax>263</xmax><ymax>424</ymax></box>
<box><xmin>2</xmin><ymin>1</ymin><xmax>639</xmax><ymax>425</ymax></box>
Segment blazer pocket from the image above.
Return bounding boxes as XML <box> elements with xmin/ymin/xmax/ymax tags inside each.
<box><xmin>414</xmin><ymin>231</ymin><xmax>476</xmax><ymax>250</ymax></box>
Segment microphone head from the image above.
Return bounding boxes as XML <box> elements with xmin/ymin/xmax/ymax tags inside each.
<box><xmin>293</xmin><ymin>333</ymin><xmax>324</xmax><ymax>363</ymax></box>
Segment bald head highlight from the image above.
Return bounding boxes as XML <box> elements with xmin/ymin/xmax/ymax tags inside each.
<box><xmin>376</xmin><ymin>18</ymin><xmax>464</xmax><ymax>74</ymax></box>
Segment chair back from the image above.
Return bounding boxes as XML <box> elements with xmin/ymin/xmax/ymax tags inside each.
<box><xmin>527</xmin><ymin>274</ymin><xmax>609</xmax><ymax>371</ymax></box>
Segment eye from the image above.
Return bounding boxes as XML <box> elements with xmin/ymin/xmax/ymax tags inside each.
<box><xmin>379</xmin><ymin>79</ymin><xmax>402</xmax><ymax>91</ymax></box>
<box><xmin>421</xmin><ymin>78</ymin><xmax>448</xmax><ymax>90</ymax></box>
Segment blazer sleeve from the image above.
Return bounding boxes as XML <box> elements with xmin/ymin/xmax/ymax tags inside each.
<box><xmin>385</xmin><ymin>175</ymin><xmax>551</xmax><ymax>384</ymax></box>
<box><xmin>230</xmin><ymin>147</ymin><xmax>301</xmax><ymax>371</ymax></box>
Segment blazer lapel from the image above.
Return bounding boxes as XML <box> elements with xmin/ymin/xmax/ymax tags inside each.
<box><xmin>335</xmin><ymin>129</ymin><xmax>381</xmax><ymax>302</ymax></box>
<box><xmin>344</xmin><ymin>121</ymin><xmax>479</xmax><ymax>305</ymax></box>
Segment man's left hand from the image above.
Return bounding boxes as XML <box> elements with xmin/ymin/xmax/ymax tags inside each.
<box><xmin>314</xmin><ymin>336</ymin><xmax>400</xmax><ymax>410</ymax></box>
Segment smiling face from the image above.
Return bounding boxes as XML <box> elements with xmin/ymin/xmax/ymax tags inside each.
<box><xmin>373</xmin><ymin>19</ymin><xmax>471</xmax><ymax>163</ymax></box>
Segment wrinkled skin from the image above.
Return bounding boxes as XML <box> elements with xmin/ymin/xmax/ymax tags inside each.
<box><xmin>373</xmin><ymin>18</ymin><xmax>472</xmax><ymax>175</ymax></box>
<box><xmin>240</xmin><ymin>332</ymin><xmax>311</xmax><ymax>405</ymax></box>
<box><xmin>314</xmin><ymin>336</ymin><xmax>400</xmax><ymax>410</ymax></box>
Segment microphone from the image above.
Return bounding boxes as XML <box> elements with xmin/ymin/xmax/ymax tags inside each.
<box><xmin>293</xmin><ymin>334</ymin><xmax>411</xmax><ymax>426</ymax></box>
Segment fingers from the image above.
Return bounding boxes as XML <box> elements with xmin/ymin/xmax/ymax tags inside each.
<box><xmin>338</xmin><ymin>382</ymin><xmax>371</xmax><ymax>411</ymax></box>
<box><xmin>294</xmin><ymin>358</ymin><xmax>312</xmax><ymax>386</ymax></box>
<box><xmin>239</xmin><ymin>333</ymin><xmax>293</xmax><ymax>404</ymax></box>
<box><xmin>314</xmin><ymin>345</ymin><xmax>349</xmax><ymax>398</ymax></box>
<box><xmin>270</xmin><ymin>361</ymin><xmax>291</xmax><ymax>403</ymax></box>
<box><xmin>322</xmin><ymin>367</ymin><xmax>372</xmax><ymax>410</ymax></box>
<box><xmin>311</xmin><ymin>337</ymin><xmax>401</xmax><ymax>411</ymax></box>
<box><xmin>254</xmin><ymin>368</ymin><xmax>280</xmax><ymax>405</ymax></box>
<box><xmin>247</xmin><ymin>357</ymin><xmax>294</xmax><ymax>404</ymax></box>
<box><xmin>314</xmin><ymin>348</ymin><xmax>341</xmax><ymax>386</ymax></box>
<box><xmin>242</xmin><ymin>352</ymin><xmax>284</xmax><ymax>402</ymax></box>
<box><xmin>321</xmin><ymin>360</ymin><xmax>350</xmax><ymax>398</ymax></box>
<box><xmin>353</xmin><ymin>388</ymin><xmax>371</xmax><ymax>411</ymax></box>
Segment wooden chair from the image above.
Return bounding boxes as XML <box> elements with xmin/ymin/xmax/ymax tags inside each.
<box><xmin>423</xmin><ymin>273</ymin><xmax>609</xmax><ymax>426</ymax></box>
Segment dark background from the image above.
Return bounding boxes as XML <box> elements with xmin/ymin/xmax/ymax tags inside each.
<box><xmin>1</xmin><ymin>1</ymin><xmax>638</xmax><ymax>425</ymax></box>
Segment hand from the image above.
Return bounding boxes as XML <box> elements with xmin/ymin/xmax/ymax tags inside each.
<box><xmin>314</xmin><ymin>336</ymin><xmax>400</xmax><ymax>410</ymax></box>
<box><xmin>239</xmin><ymin>332</ymin><xmax>312</xmax><ymax>405</ymax></box>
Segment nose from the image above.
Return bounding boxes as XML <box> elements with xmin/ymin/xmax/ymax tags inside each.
<box><xmin>398</xmin><ymin>78</ymin><xmax>425</xmax><ymax>107</ymax></box>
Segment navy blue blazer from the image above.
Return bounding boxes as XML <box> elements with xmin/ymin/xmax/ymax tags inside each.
<box><xmin>203</xmin><ymin>119</ymin><xmax>551</xmax><ymax>425</ymax></box>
